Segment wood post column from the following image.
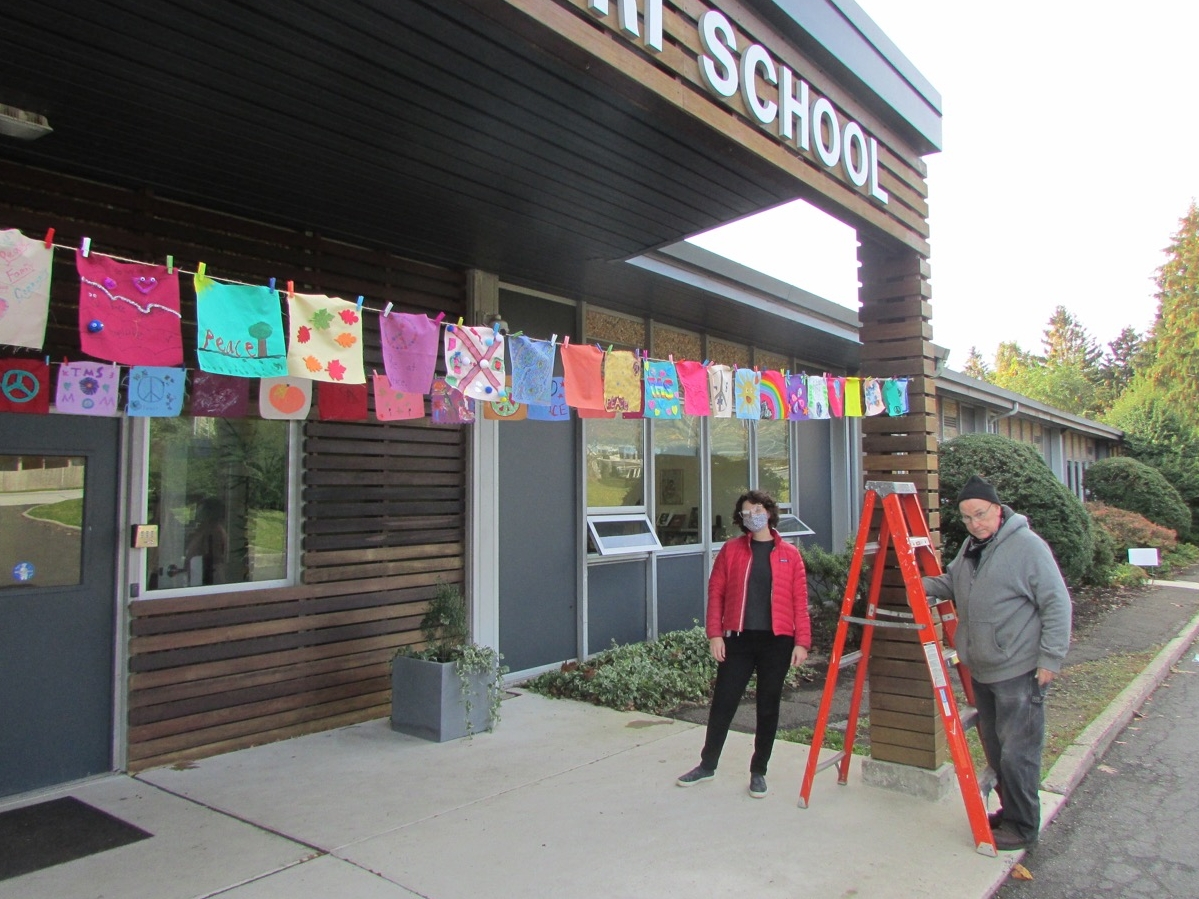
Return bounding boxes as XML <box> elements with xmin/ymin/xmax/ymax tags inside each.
<box><xmin>857</xmin><ymin>239</ymin><xmax>946</xmax><ymax>770</ymax></box>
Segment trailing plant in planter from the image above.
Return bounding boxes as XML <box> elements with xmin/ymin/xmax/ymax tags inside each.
<box><xmin>392</xmin><ymin>583</ymin><xmax>507</xmax><ymax>739</ymax></box>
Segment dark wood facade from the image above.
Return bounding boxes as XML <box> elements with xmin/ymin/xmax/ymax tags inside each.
<box><xmin>0</xmin><ymin>161</ymin><xmax>467</xmax><ymax>770</ymax></box>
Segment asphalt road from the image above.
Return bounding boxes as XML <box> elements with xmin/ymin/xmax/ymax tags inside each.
<box><xmin>995</xmin><ymin>633</ymin><xmax>1199</xmax><ymax>898</ymax></box>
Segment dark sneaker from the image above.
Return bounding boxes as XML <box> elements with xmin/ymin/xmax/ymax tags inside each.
<box><xmin>988</xmin><ymin>810</ymin><xmax>1004</xmax><ymax>828</ymax></box>
<box><xmin>676</xmin><ymin>765</ymin><xmax>715</xmax><ymax>787</ymax></box>
<box><xmin>749</xmin><ymin>773</ymin><xmax>768</xmax><ymax>798</ymax></box>
<box><xmin>992</xmin><ymin>825</ymin><xmax>1034</xmax><ymax>851</ymax></box>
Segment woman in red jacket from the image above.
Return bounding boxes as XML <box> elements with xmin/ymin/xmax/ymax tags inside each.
<box><xmin>676</xmin><ymin>490</ymin><xmax>810</xmax><ymax>798</ymax></box>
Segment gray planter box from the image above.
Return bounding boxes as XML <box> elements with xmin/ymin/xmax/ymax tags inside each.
<box><xmin>390</xmin><ymin>655</ymin><xmax>496</xmax><ymax>742</ymax></box>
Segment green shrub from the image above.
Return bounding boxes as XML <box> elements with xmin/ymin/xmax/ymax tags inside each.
<box><xmin>1084</xmin><ymin>456</ymin><xmax>1191</xmax><ymax>540</ymax></box>
<box><xmin>1109</xmin><ymin>563</ymin><xmax>1150</xmax><ymax>587</ymax></box>
<box><xmin>1162</xmin><ymin>542</ymin><xmax>1199</xmax><ymax>573</ymax></box>
<box><xmin>800</xmin><ymin>540</ymin><xmax>865</xmax><ymax>653</ymax></box>
<box><xmin>526</xmin><ymin>626</ymin><xmax>718</xmax><ymax>714</ymax></box>
<box><xmin>1084</xmin><ymin>511</ymin><xmax>1119</xmax><ymax>587</ymax></box>
<box><xmin>937</xmin><ymin>434</ymin><xmax>1094</xmax><ymax>584</ymax></box>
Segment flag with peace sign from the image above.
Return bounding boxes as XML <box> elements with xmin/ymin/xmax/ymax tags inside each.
<box><xmin>0</xmin><ymin>359</ymin><xmax>50</xmax><ymax>414</ymax></box>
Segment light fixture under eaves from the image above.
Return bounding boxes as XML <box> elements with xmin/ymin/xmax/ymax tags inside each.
<box><xmin>0</xmin><ymin>105</ymin><xmax>52</xmax><ymax>140</ymax></box>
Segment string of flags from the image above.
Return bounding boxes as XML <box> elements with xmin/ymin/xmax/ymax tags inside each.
<box><xmin>0</xmin><ymin>226</ymin><xmax>912</xmax><ymax>423</ymax></box>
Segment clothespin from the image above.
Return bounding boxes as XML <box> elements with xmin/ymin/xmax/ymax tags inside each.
<box><xmin>80</xmin><ymin>236</ymin><xmax>91</xmax><ymax>258</ymax></box>
<box><xmin>562</xmin><ymin>335</ymin><xmax>571</xmax><ymax>346</ymax></box>
<box><xmin>269</xmin><ymin>277</ymin><xmax>276</xmax><ymax>292</ymax></box>
<box><xmin>166</xmin><ymin>255</ymin><xmax>174</xmax><ymax>275</ymax></box>
<box><xmin>43</xmin><ymin>228</ymin><xmax>54</xmax><ymax>249</ymax></box>
<box><xmin>434</xmin><ymin>312</ymin><xmax>445</xmax><ymax>324</ymax></box>
<box><xmin>668</xmin><ymin>354</ymin><xmax>674</xmax><ymax>363</ymax></box>
<box><xmin>197</xmin><ymin>262</ymin><xmax>206</xmax><ymax>278</ymax></box>
<box><xmin>607</xmin><ymin>344</ymin><xmax>613</xmax><ymax>353</ymax></box>
<box><xmin>550</xmin><ymin>333</ymin><xmax>557</xmax><ymax>346</ymax></box>
<box><xmin>702</xmin><ymin>359</ymin><xmax>710</xmax><ymax>367</ymax></box>
<box><xmin>457</xmin><ymin>316</ymin><xmax>464</xmax><ymax>327</ymax></box>
<box><xmin>356</xmin><ymin>295</ymin><xmax>364</xmax><ymax>313</ymax></box>
<box><xmin>287</xmin><ymin>280</ymin><xmax>295</xmax><ymax>300</ymax></box>
<box><xmin>493</xmin><ymin>320</ymin><xmax>502</xmax><ymax>335</ymax></box>
<box><xmin>382</xmin><ymin>302</ymin><xmax>394</xmax><ymax>317</ymax></box>
<box><xmin>44</xmin><ymin>355</ymin><xmax>50</xmax><ymax>367</ymax></box>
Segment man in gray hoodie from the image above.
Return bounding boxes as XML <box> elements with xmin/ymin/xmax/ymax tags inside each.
<box><xmin>923</xmin><ymin>475</ymin><xmax>1072</xmax><ymax>851</ymax></box>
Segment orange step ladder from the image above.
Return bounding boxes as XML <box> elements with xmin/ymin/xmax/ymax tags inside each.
<box><xmin>797</xmin><ymin>481</ymin><xmax>997</xmax><ymax>856</ymax></box>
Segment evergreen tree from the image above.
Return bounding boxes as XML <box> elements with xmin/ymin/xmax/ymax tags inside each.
<box><xmin>962</xmin><ymin>346</ymin><xmax>990</xmax><ymax>380</ymax></box>
<box><xmin>1099</xmin><ymin>326</ymin><xmax>1142</xmax><ymax>396</ymax></box>
<box><xmin>1143</xmin><ymin>202</ymin><xmax>1199</xmax><ymax>413</ymax></box>
<box><xmin>1042</xmin><ymin>305</ymin><xmax>1103</xmax><ymax>373</ymax></box>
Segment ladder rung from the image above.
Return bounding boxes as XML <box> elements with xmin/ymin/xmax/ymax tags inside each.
<box><xmin>909</xmin><ymin>536</ymin><xmax>930</xmax><ymax>548</ymax></box>
<box><xmin>837</xmin><ymin>650</ymin><xmax>862</xmax><ymax>670</ymax></box>
<box><xmin>863</xmin><ymin>541</ymin><xmax>880</xmax><ymax>555</ymax></box>
<box><xmin>840</xmin><ymin>615</ymin><xmax>925</xmax><ymax>630</ymax></box>
<box><xmin>812</xmin><ymin>749</ymin><xmax>847</xmax><ymax>774</ymax></box>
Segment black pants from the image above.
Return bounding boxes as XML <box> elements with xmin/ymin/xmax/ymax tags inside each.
<box><xmin>973</xmin><ymin>671</ymin><xmax>1046</xmax><ymax>842</ymax></box>
<box><xmin>700</xmin><ymin>631</ymin><xmax>794</xmax><ymax>775</ymax></box>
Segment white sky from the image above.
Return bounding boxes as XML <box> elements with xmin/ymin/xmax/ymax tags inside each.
<box><xmin>689</xmin><ymin>1</ymin><xmax>1199</xmax><ymax>370</ymax></box>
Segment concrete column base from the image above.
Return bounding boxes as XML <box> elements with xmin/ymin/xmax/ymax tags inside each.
<box><xmin>861</xmin><ymin>759</ymin><xmax>957</xmax><ymax>802</ymax></box>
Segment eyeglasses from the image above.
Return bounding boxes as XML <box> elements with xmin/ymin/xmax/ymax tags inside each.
<box><xmin>961</xmin><ymin>504</ymin><xmax>997</xmax><ymax>524</ymax></box>
<box><xmin>740</xmin><ymin>508</ymin><xmax>766</xmax><ymax>519</ymax></box>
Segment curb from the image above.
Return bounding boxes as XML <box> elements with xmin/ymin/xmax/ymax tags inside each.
<box><xmin>1041</xmin><ymin>607</ymin><xmax>1199</xmax><ymax>799</ymax></box>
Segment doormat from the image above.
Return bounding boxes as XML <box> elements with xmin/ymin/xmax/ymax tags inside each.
<box><xmin>0</xmin><ymin>796</ymin><xmax>152</xmax><ymax>881</ymax></box>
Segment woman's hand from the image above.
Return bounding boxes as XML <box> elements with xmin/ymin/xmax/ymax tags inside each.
<box><xmin>790</xmin><ymin>645</ymin><xmax>809</xmax><ymax>668</ymax></box>
<box><xmin>709</xmin><ymin>636</ymin><xmax>726</xmax><ymax>663</ymax></box>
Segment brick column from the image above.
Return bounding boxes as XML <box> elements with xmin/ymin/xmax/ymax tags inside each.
<box><xmin>857</xmin><ymin>239</ymin><xmax>945</xmax><ymax>770</ymax></box>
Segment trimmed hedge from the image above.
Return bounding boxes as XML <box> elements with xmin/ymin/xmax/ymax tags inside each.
<box><xmin>1083</xmin><ymin>456</ymin><xmax>1191</xmax><ymax>540</ymax></box>
<box><xmin>937</xmin><ymin>433</ymin><xmax>1094</xmax><ymax>584</ymax></box>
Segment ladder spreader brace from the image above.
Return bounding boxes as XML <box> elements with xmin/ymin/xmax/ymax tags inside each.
<box><xmin>797</xmin><ymin>481</ymin><xmax>998</xmax><ymax>857</ymax></box>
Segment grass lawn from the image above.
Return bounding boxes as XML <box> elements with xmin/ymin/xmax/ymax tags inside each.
<box><xmin>24</xmin><ymin>497</ymin><xmax>83</xmax><ymax>528</ymax></box>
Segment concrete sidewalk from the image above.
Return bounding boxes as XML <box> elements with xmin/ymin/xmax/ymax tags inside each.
<box><xmin>5</xmin><ymin>581</ymin><xmax>1199</xmax><ymax>899</ymax></box>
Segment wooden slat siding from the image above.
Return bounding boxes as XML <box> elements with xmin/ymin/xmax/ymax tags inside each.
<box><xmin>0</xmin><ymin>161</ymin><xmax>466</xmax><ymax>771</ymax></box>
<box><xmin>856</xmin><ymin>237</ymin><xmax>946</xmax><ymax>771</ymax></box>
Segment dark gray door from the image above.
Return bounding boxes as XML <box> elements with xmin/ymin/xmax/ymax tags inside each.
<box><xmin>0</xmin><ymin>412</ymin><xmax>120</xmax><ymax>797</ymax></box>
<box><xmin>497</xmin><ymin>293</ymin><xmax>578</xmax><ymax>672</ymax></box>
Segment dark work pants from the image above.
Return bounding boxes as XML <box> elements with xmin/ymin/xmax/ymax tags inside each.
<box><xmin>973</xmin><ymin>671</ymin><xmax>1046</xmax><ymax>842</ymax></box>
<box><xmin>700</xmin><ymin>632</ymin><xmax>794</xmax><ymax>775</ymax></box>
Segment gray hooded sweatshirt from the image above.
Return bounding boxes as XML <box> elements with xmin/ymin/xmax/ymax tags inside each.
<box><xmin>923</xmin><ymin>507</ymin><xmax>1072</xmax><ymax>683</ymax></box>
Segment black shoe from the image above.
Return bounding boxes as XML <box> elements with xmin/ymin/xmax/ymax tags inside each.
<box><xmin>988</xmin><ymin>810</ymin><xmax>1004</xmax><ymax>828</ymax></box>
<box><xmin>992</xmin><ymin>825</ymin><xmax>1034</xmax><ymax>851</ymax></box>
<box><xmin>749</xmin><ymin>773</ymin><xmax>768</xmax><ymax>798</ymax></box>
<box><xmin>676</xmin><ymin>765</ymin><xmax>715</xmax><ymax>787</ymax></box>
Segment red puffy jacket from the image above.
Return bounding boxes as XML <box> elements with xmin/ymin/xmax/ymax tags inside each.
<box><xmin>707</xmin><ymin>530</ymin><xmax>811</xmax><ymax>648</ymax></box>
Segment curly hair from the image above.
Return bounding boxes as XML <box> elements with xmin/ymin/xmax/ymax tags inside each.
<box><xmin>733</xmin><ymin>489</ymin><xmax>779</xmax><ymax>535</ymax></box>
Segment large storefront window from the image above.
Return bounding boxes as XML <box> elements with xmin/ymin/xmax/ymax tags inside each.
<box><xmin>710</xmin><ymin>417</ymin><xmax>750</xmax><ymax>542</ymax></box>
<box><xmin>654</xmin><ymin>418</ymin><xmax>702</xmax><ymax>546</ymax></box>
<box><xmin>586</xmin><ymin>417</ymin><xmax>645</xmax><ymax>509</ymax></box>
<box><xmin>756</xmin><ymin>419</ymin><xmax>791</xmax><ymax>506</ymax></box>
<box><xmin>146</xmin><ymin>418</ymin><xmax>292</xmax><ymax>592</ymax></box>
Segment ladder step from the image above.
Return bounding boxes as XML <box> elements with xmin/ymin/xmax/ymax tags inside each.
<box><xmin>837</xmin><ymin>650</ymin><xmax>862</xmax><ymax>670</ymax></box>
<box><xmin>812</xmin><ymin>749</ymin><xmax>847</xmax><ymax>774</ymax></box>
<box><xmin>909</xmin><ymin>536</ymin><xmax>930</xmax><ymax>548</ymax></box>
<box><xmin>841</xmin><ymin>615</ymin><xmax>926</xmax><ymax>630</ymax></box>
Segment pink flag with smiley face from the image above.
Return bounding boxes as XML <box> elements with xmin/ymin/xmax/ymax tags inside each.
<box><xmin>77</xmin><ymin>252</ymin><xmax>183</xmax><ymax>365</ymax></box>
